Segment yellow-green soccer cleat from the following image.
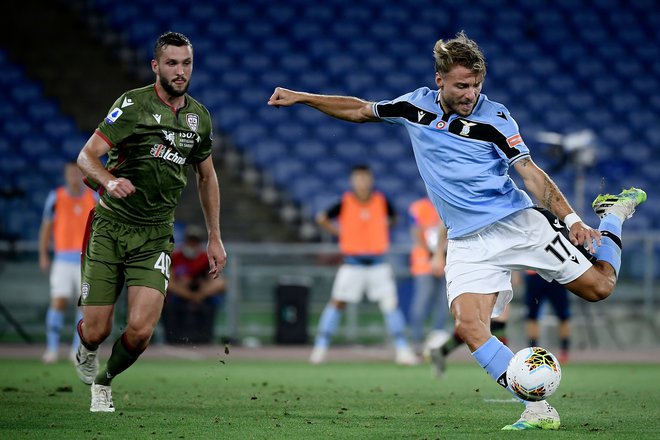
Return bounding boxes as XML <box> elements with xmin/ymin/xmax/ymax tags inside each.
<box><xmin>501</xmin><ymin>400</ymin><xmax>560</xmax><ymax>431</ymax></box>
<box><xmin>592</xmin><ymin>187</ymin><xmax>647</xmax><ymax>220</ymax></box>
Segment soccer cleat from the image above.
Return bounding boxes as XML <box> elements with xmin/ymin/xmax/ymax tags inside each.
<box><xmin>428</xmin><ymin>346</ymin><xmax>447</xmax><ymax>378</ymax></box>
<box><xmin>422</xmin><ymin>330</ymin><xmax>451</xmax><ymax>361</ymax></box>
<box><xmin>75</xmin><ymin>345</ymin><xmax>99</xmax><ymax>385</ymax></box>
<box><xmin>592</xmin><ymin>187</ymin><xmax>647</xmax><ymax>220</ymax></box>
<box><xmin>501</xmin><ymin>400</ymin><xmax>560</xmax><ymax>431</ymax></box>
<box><xmin>309</xmin><ymin>346</ymin><xmax>328</xmax><ymax>365</ymax></box>
<box><xmin>42</xmin><ymin>349</ymin><xmax>58</xmax><ymax>364</ymax></box>
<box><xmin>395</xmin><ymin>346</ymin><xmax>421</xmax><ymax>366</ymax></box>
<box><xmin>90</xmin><ymin>383</ymin><xmax>115</xmax><ymax>412</ymax></box>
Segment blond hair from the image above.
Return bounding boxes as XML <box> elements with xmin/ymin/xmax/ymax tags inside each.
<box><xmin>433</xmin><ymin>31</ymin><xmax>486</xmax><ymax>77</ymax></box>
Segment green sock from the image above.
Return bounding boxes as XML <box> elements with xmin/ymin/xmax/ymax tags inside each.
<box><xmin>95</xmin><ymin>334</ymin><xmax>142</xmax><ymax>386</ymax></box>
<box><xmin>441</xmin><ymin>333</ymin><xmax>464</xmax><ymax>355</ymax></box>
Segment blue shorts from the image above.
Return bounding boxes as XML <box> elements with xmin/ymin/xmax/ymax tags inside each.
<box><xmin>525</xmin><ymin>273</ymin><xmax>571</xmax><ymax>321</ymax></box>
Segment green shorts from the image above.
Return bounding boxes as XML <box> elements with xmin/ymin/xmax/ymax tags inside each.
<box><xmin>80</xmin><ymin>212</ymin><xmax>175</xmax><ymax>305</ymax></box>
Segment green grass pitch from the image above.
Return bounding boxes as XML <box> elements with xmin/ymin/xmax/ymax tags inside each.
<box><xmin>1</xmin><ymin>358</ymin><xmax>658</xmax><ymax>439</ymax></box>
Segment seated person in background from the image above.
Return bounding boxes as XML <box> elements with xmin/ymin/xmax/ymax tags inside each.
<box><xmin>162</xmin><ymin>225</ymin><xmax>226</xmax><ymax>344</ymax></box>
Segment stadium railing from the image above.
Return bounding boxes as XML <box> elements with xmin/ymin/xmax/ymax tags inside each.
<box><xmin>1</xmin><ymin>232</ymin><xmax>659</xmax><ymax>349</ymax></box>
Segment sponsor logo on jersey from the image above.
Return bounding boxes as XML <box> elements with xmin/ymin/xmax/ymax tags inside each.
<box><xmin>496</xmin><ymin>111</ymin><xmax>507</xmax><ymax>120</ymax></box>
<box><xmin>507</xmin><ymin>134</ymin><xmax>523</xmax><ymax>148</ymax></box>
<box><xmin>105</xmin><ymin>108</ymin><xmax>122</xmax><ymax>125</ymax></box>
<box><xmin>178</xmin><ymin>131</ymin><xmax>199</xmax><ymax>149</ymax></box>
<box><xmin>459</xmin><ymin>119</ymin><xmax>477</xmax><ymax>136</ymax></box>
<box><xmin>162</xmin><ymin>130</ymin><xmax>176</xmax><ymax>146</ymax></box>
<box><xmin>150</xmin><ymin>144</ymin><xmax>186</xmax><ymax>165</ymax></box>
<box><xmin>153</xmin><ymin>114</ymin><xmax>162</xmax><ymax>123</ymax></box>
<box><xmin>121</xmin><ymin>97</ymin><xmax>134</xmax><ymax>108</ymax></box>
<box><xmin>186</xmin><ymin>113</ymin><xmax>199</xmax><ymax>132</ymax></box>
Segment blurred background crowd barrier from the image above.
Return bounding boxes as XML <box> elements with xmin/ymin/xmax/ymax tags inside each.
<box><xmin>1</xmin><ymin>0</ymin><xmax>659</xmax><ymax>352</ymax></box>
<box><xmin>2</xmin><ymin>238</ymin><xmax>658</xmax><ymax>349</ymax></box>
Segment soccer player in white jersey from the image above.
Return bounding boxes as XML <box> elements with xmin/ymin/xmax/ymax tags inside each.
<box><xmin>268</xmin><ymin>31</ymin><xmax>646</xmax><ymax>431</ymax></box>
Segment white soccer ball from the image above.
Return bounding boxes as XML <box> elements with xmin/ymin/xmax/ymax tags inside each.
<box><xmin>506</xmin><ymin>347</ymin><xmax>562</xmax><ymax>401</ymax></box>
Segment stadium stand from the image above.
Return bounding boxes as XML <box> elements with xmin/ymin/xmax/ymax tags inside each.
<box><xmin>1</xmin><ymin>0</ymin><xmax>659</xmax><ymax>245</ymax></box>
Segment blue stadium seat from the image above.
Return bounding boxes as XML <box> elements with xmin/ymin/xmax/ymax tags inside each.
<box><xmin>393</xmin><ymin>191</ymin><xmax>426</xmax><ymax>216</ymax></box>
<box><xmin>312</xmin><ymin>158</ymin><xmax>348</xmax><ymax>182</ymax></box>
<box><xmin>43</xmin><ymin>118</ymin><xmax>78</xmax><ymax>144</ymax></box>
<box><xmin>291</xmin><ymin>139</ymin><xmax>328</xmax><ymax>163</ymax></box>
<box><xmin>268</xmin><ymin>157</ymin><xmax>306</xmax><ymax>188</ymax></box>
<box><xmin>61</xmin><ymin>135</ymin><xmax>89</xmax><ymax>158</ymax></box>
<box><xmin>272</xmin><ymin>121</ymin><xmax>310</xmax><ymax>145</ymax></box>
<box><xmin>309</xmin><ymin>192</ymin><xmax>341</xmax><ymax>216</ymax></box>
<box><xmin>376</xmin><ymin>175</ymin><xmax>405</xmax><ymax>196</ymax></box>
<box><xmin>332</xmin><ymin>140</ymin><xmax>369</xmax><ymax>164</ymax></box>
<box><xmin>248</xmin><ymin>139</ymin><xmax>288</xmax><ymax>169</ymax></box>
<box><xmin>289</xmin><ymin>175</ymin><xmax>326</xmax><ymax>204</ymax></box>
<box><xmin>20</xmin><ymin>136</ymin><xmax>53</xmax><ymax>159</ymax></box>
<box><xmin>231</xmin><ymin>122</ymin><xmax>268</xmax><ymax>149</ymax></box>
<box><xmin>312</xmin><ymin>124</ymin><xmax>349</xmax><ymax>145</ymax></box>
<box><xmin>11</xmin><ymin>0</ymin><xmax>657</xmax><ymax>243</ymax></box>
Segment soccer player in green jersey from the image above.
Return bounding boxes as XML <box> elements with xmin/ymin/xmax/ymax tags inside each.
<box><xmin>74</xmin><ymin>32</ymin><xmax>227</xmax><ymax>412</ymax></box>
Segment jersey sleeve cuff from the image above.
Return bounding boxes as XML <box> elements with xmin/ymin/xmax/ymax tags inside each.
<box><xmin>371</xmin><ymin>102</ymin><xmax>382</xmax><ymax>119</ymax></box>
<box><xmin>95</xmin><ymin>129</ymin><xmax>114</xmax><ymax>148</ymax></box>
<box><xmin>509</xmin><ymin>152</ymin><xmax>530</xmax><ymax>166</ymax></box>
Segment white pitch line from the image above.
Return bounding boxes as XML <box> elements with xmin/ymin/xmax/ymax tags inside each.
<box><xmin>482</xmin><ymin>398</ymin><xmax>520</xmax><ymax>404</ymax></box>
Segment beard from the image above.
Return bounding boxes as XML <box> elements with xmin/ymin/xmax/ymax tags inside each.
<box><xmin>441</xmin><ymin>95</ymin><xmax>477</xmax><ymax>117</ymax></box>
<box><xmin>160</xmin><ymin>75</ymin><xmax>189</xmax><ymax>97</ymax></box>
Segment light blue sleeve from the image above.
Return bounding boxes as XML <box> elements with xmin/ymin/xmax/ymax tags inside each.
<box><xmin>42</xmin><ymin>190</ymin><xmax>57</xmax><ymax>221</ymax></box>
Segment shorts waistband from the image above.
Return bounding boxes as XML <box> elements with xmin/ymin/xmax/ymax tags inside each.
<box><xmin>344</xmin><ymin>255</ymin><xmax>386</xmax><ymax>266</ymax></box>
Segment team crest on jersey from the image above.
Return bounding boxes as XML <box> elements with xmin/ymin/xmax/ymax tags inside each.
<box><xmin>186</xmin><ymin>113</ymin><xmax>199</xmax><ymax>132</ymax></box>
<box><xmin>459</xmin><ymin>119</ymin><xmax>477</xmax><ymax>136</ymax></box>
<box><xmin>81</xmin><ymin>283</ymin><xmax>90</xmax><ymax>301</ymax></box>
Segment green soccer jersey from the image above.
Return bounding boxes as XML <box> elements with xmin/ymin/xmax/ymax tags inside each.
<box><xmin>95</xmin><ymin>84</ymin><xmax>213</xmax><ymax>225</ymax></box>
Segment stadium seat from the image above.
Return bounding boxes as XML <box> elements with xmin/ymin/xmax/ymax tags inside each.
<box><xmin>4</xmin><ymin>0</ymin><xmax>659</xmax><ymax>244</ymax></box>
<box><xmin>291</xmin><ymin>139</ymin><xmax>328</xmax><ymax>164</ymax></box>
<box><xmin>20</xmin><ymin>137</ymin><xmax>53</xmax><ymax>159</ymax></box>
<box><xmin>288</xmin><ymin>175</ymin><xmax>326</xmax><ymax>204</ymax></box>
<box><xmin>248</xmin><ymin>139</ymin><xmax>288</xmax><ymax>169</ymax></box>
<box><xmin>268</xmin><ymin>158</ymin><xmax>307</xmax><ymax>188</ymax></box>
<box><xmin>312</xmin><ymin>158</ymin><xmax>348</xmax><ymax>182</ymax></box>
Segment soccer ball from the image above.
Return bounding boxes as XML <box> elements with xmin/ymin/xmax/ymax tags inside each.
<box><xmin>506</xmin><ymin>347</ymin><xmax>562</xmax><ymax>402</ymax></box>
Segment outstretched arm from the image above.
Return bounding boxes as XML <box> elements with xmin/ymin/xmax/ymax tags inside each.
<box><xmin>267</xmin><ymin>87</ymin><xmax>379</xmax><ymax>123</ymax></box>
<box><xmin>514</xmin><ymin>157</ymin><xmax>600</xmax><ymax>252</ymax></box>
<box><xmin>77</xmin><ymin>132</ymin><xmax>135</xmax><ymax>198</ymax></box>
<box><xmin>194</xmin><ymin>156</ymin><xmax>227</xmax><ymax>279</ymax></box>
